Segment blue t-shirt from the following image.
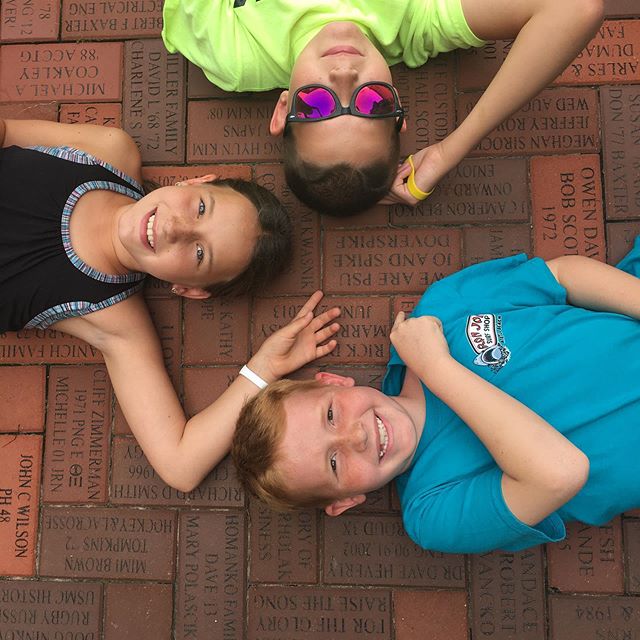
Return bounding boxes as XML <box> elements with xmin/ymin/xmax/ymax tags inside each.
<box><xmin>383</xmin><ymin>244</ymin><xmax>640</xmax><ymax>553</ymax></box>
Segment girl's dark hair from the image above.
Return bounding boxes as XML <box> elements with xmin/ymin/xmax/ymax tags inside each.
<box><xmin>144</xmin><ymin>177</ymin><xmax>292</xmax><ymax>297</ymax></box>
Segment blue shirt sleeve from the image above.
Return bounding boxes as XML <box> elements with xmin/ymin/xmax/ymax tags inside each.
<box><xmin>402</xmin><ymin>466</ymin><xmax>566</xmax><ymax>554</ymax></box>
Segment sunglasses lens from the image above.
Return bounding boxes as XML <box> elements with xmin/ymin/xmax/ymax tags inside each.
<box><xmin>294</xmin><ymin>87</ymin><xmax>336</xmax><ymax>119</ymax></box>
<box><xmin>354</xmin><ymin>84</ymin><xmax>396</xmax><ymax>115</ymax></box>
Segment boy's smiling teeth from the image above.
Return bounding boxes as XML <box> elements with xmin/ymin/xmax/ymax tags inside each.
<box><xmin>376</xmin><ymin>415</ymin><xmax>388</xmax><ymax>459</ymax></box>
<box><xmin>146</xmin><ymin>213</ymin><xmax>156</xmax><ymax>248</ymax></box>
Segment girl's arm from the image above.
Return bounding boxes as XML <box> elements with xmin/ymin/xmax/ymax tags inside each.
<box><xmin>57</xmin><ymin>291</ymin><xmax>340</xmax><ymax>492</ymax></box>
<box><xmin>1</xmin><ymin>118</ymin><xmax>142</xmax><ymax>182</ymax></box>
<box><xmin>387</xmin><ymin>0</ymin><xmax>604</xmax><ymax>204</ymax></box>
<box><xmin>390</xmin><ymin>313</ymin><xmax>589</xmax><ymax>526</ymax></box>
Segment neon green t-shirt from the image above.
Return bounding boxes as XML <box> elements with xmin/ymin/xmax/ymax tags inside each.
<box><xmin>162</xmin><ymin>0</ymin><xmax>484</xmax><ymax>92</ymax></box>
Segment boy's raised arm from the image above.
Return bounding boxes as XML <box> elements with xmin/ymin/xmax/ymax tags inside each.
<box><xmin>388</xmin><ymin>0</ymin><xmax>604</xmax><ymax>205</ymax></box>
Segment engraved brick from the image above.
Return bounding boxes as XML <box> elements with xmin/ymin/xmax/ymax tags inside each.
<box><xmin>177</xmin><ymin>511</ymin><xmax>245</xmax><ymax>640</ymax></box>
<box><xmin>471</xmin><ymin>548</ymin><xmax>545</xmax><ymax>640</ymax></box>
<box><xmin>391</xmin><ymin>56</ymin><xmax>456</xmax><ymax>158</ymax></box>
<box><xmin>624</xmin><ymin>520</ymin><xmax>640</xmax><ymax>593</ymax></box>
<box><xmin>183</xmin><ymin>297</ymin><xmax>250</xmax><ymax>365</ymax></box>
<box><xmin>0</xmin><ymin>327</ymin><xmax>103</xmax><ymax>364</ymax></box>
<box><xmin>395</xmin><ymin>591</ymin><xmax>468</xmax><ymax>640</ymax></box>
<box><xmin>607</xmin><ymin>221</ymin><xmax>640</xmax><ymax>264</ymax></box>
<box><xmin>600</xmin><ymin>86</ymin><xmax>640</xmax><ymax>220</ymax></box>
<box><xmin>123</xmin><ymin>40</ymin><xmax>185</xmax><ymax>163</ymax></box>
<box><xmin>183</xmin><ymin>367</ymin><xmax>237</xmax><ymax>416</ymax></box>
<box><xmin>459</xmin><ymin>88</ymin><xmax>599</xmax><ymax>157</ymax></box>
<box><xmin>188</xmin><ymin>62</ymin><xmax>230</xmax><ymax>99</ymax></box>
<box><xmin>605</xmin><ymin>0</ymin><xmax>640</xmax><ymax>17</ymax></box>
<box><xmin>62</xmin><ymin>0</ymin><xmax>162</xmax><ymax>40</ymax></box>
<box><xmin>547</xmin><ymin>519</ymin><xmax>623</xmax><ymax>593</ymax></box>
<box><xmin>392</xmin><ymin>296</ymin><xmax>421</xmax><ymax>317</ymax></box>
<box><xmin>1</xmin><ymin>0</ymin><xmax>59</xmax><ymax>42</ymax></box>
<box><xmin>147</xmin><ymin>297</ymin><xmax>181</xmax><ymax>387</ymax></box>
<box><xmin>40</xmin><ymin>506</ymin><xmax>176</xmax><ymax>579</ymax></box>
<box><xmin>248</xmin><ymin>586</ymin><xmax>392</xmax><ymax>639</ymax></box>
<box><xmin>0</xmin><ymin>42</ymin><xmax>123</xmax><ymax>102</ymax></box>
<box><xmin>188</xmin><ymin>99</ymin><xmax>281</xmax><ymax>163</ymax></box>
<box><xmin>558</xmin><ymin>21</ymin><xmax>640</xmax><ymax>84</ymax></box>
<box><xmin>59</xmin><ymin>102</ymin><xmax>121</xmax><ymax>127</ymax></box>
<box><xmin>105</xmin><ymin>583</ymin><xmax>172</xmax><ymax>640</ymax></box>
<box><xmin>0</xmin><ymin>435</ymin><xmax>42</xmax><ymax>576</ymax></box>
<box><xmin>43</xmin><ymin>365</ymin><xmax>111</xmax><ymax>503</ymax></box>
<box><xmin>457</xmin><ymin>41</ymin><xmax>512</xmax><ymax>92</ymax></box>
<box><xmin>255</xmin><ymin>164</ymin><xmax>321</xmax><ymax>295</ymax></box>
<box><xmin>141</xmin><ymin>164</ymin><xmax>252</xmax><ymax>188</ymax></box>
<box><xmin>111</xmin><ymin>438</ymin><xmax>244</xmax><ymax>507</ymax></box>
<box><xmin>252</xmin><ymin>296</ymin><xmax>391</xmax><ymax>365</ymax></box>
<box><xmin>323</xmin><ymin>514</ymin><xmax>465</xmax><ymax>587</ymax></box>
<box><xmin>549</xmin><ymin>594</ymin><xmax>640</xmax><ymax>640</ymax></box>
<box><xmin>0</xmin><ymin>365</ymin><xmax>45</xmax><ymax>432</ymax></box>
<box><xmin>391</xmin><ymin>158</ymin><xmax>530</xmax><ymax>226</ymax></box>
<box><xmin>463</xmin><ymin>225</ymin><xmax>532</xmax><ymax>267</ymax></box>
<box><xmin>249</xmin><ymin>500</ymin><xmax>318</xmax><ymax>583</ymax></box>
<box><xmin>0</xmin><ymin>101</ymin><xmax>58</xmax><ymax>120</ymax></box>
<box><xmin>0</xmin><ymin>582</ymin><xmax>101</xmax><ymax>636</ymax></box>
<box><xmin>324</xmin><ymin>228</ymin><xmax>461</xmax><ymax>294</ymax></box>
<box><xmin>531</xmin><ymin>154</ymin><xmax>605</xmax><ymax>261</ymax></box>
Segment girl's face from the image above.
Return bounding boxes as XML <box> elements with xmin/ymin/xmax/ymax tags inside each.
<box><xmin>117</xmin><ymin>183</ymin><xmax>260</xmax><ymax>292</ymax></box>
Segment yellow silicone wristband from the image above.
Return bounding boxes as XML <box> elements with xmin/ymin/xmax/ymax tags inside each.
<box><xmin>406</xmin><ymin>155</ymin><xmax>434</xmax><ymax>200</ymax></box>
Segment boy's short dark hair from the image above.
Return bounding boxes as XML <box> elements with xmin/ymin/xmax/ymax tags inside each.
<box><xmin>283</xmin><ymin>128</ymin><xmax>400</xmax><ymax>217</ymax></box>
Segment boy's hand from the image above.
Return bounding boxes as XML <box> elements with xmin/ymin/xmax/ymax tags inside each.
<box><xmin>248</xmin><ymin>291</ymin><xmax>340</xmax><ymax>382</ymax></box>
<box><xmin>390</xmin><ymin>312</ymin><xmax>451</xmax><ymax>380</ymax></box>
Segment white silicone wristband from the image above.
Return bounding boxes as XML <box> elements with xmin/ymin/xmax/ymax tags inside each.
<box><xmin>239</xmin><ymin>365</ymin><xmax>268</xmax><ymax>389</ymax></box>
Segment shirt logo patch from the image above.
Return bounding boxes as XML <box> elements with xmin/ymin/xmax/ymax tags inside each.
<box><xmin>466</xmin><ymin>314</ymin><xmax>511</xmax><ymax>372</ymax></box>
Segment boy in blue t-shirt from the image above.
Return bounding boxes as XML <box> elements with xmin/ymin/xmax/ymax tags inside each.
<box><xmin>232</xmin><ymin>244</ymin><xmax>640</xmax><ymax>553</ymax></box>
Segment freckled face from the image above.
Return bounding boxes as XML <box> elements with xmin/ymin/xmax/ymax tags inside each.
<box><xmin>277</xmin><ymin>384</ymin><xmax>421</xmax><ymax>501</ymax></box>
<box><xmin>118</xmin><ymin>184</ymin><xmax>260</xmax><ymax>287</ymax></box>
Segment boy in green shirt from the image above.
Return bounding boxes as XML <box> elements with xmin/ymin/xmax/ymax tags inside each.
<box><xmin>163</xmin><ymin>0</ymin><xmax>603</xmax><ymax>216</ymax></box>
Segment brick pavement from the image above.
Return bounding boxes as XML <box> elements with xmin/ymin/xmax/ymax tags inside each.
<box><xmin>1</xmin><ymin>1</ymin><xmax>640</xmax><ymax>638</ymax></box>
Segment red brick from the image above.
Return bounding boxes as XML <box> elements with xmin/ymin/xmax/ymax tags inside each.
<box><xmin>392</xmin><ymin>296</ymin><xmax>421</xmax><ymax>317</ymax></box>
<box><xmin>391</xmin><ymin>158</ymin><xmax>530</xmax><ymax>226</ymax></box>
<box><xmin>600</xmin><ymin>86</ymin><xmax>640</xmax><ymax>220</ymax></box>
<box><xmin>188</xmin><ymin>99</ymin><xmax>281</xmax><ymax>162</ymax></box>
<box><xmin>105</xmin><ymin>583</ymin><xmax>172</xmax><ymax>640</ymax></box>
<box><xmin>123</xmin><ymin>40</ymin><xmax>186</xmax><ymax>163</ymax></box>
<box><xmin>531</xmin><ymin>155</ymin><xmax>605</xmax><ymax>261</ymax></box>
<box><xmin>249</xmin><ymin>500</ymin><xmax>318</xmax><ymax>583</ymax></box>
<box><xmin>187</xmin><ymin>62</ymin><xmax>230</xmax><ymax>99</ymax></box>
<box><xmin>0</xmin><ymin>0</ymin><xmax>60</xmax><ymax>42</ymax></box>
<box><xmin>252</xmin><ymin>296</ymin><xmax>391</xmax><ymax>365</ymax></box>
<box><xmin>457</xmin><ymin>41</ymin><xmax>512</xmax><ymax>92</ymax></box>
<box><xmin>0</xmin><ymin>101</ymin><xmax>58</xmax><ymax>120</ymax></box>
<box><xmin>323</xmin><ymin>514</ymin><xmax>465</xmax><ymax>587</ymax></box>
<box><xmin>558</xmin><ymin>21</ymin><xmax>640</xmax><ymax>85</ymax></box>
<box><xmin>459</xmin><ymin>88</ymin><xmax>599</xmax><ymax>157</ymax></box>
<box><xmin>40</xmin><ymin>506</ymin><xmax>176</xmax><ymax>579</ymax></box>
<box><xmin>176</xmin><ymin>511</ymin><xmax>245</xmax><ymax>639</ymax></box>
<box><xmin>463</xmin><ymin>225</ymin><xmax>532</xmax><ymax>267</ymax></box>
<box><xmin>111</xmin><ymin>438</ymin><xmax>244</xmax><ymax>507</ymax></box>
<box><xmin>549</xmin><ymin>594</ymin><xmax>640</xmax><ymax>640</ymax></box>
<box><xmin>391</xmin><ymin>56</ymin><xmax>456</xmax><ymax>158</ymax></box>
<box><xmin>255</xmin><ymin>164</ymin><xmax>321</xmax><ymax>295</ymax></box>
<box><xmin>605</xmin><ymin>0</ymin><xmax>640</xmax><ymax>17</ymax></box>
<box><xmin>0</xmin><ymin>434</ymin><xmax>42</xmax><ymax>576</ymax></box>
<box><xmin>0</xmin><ymin>582</ymin><xmax>101</xmax><ymax>636</ymax></box>
<box><xmin>607</xmin><ymin>222</ymin><xmax>640</xmax><ymax>264</ymax></box>
<box><xmin>470</xmin><ymin>548</ymin><xmax>546</xmax><ymax>640</ymax></box>
<box><xmin>62</xmin><ymin>0</ymin><xmax>162</xmax><ymax>39</ymax></box>
<box><xmin>324</xmin><ymin>228</ymin><xmax>461</xmax><ymax>294</ymax></box>
<box><xmin>59</xmin><ymin>102</ymin><xmax>122</xmax><ymax>127</ymax></box>
<box><xmin>183</xmin><ymin>297</ymin><xmax>250</xmax><ymax>365</ymax></box>
<box><xmin>547</xmin><ymin>519</ymin><xmax>624</xmax><ymax>593</ymax></box>
<box><xmin>248</xmin><ymin>586</ymin><xmax>392</xmax><ymax>639</ymax></box>
<box><xmin>42</xmin><ymin>365</ymin><xmax>111</xmax><ymax>503</ymax></box>
<box><xmin>395</xmin><ymin>591</ymin><xmax>468</xmax><ymax>640</ymax></box>
<box><xmin>0</xmin><ymin>42</ymin><xmax>123</xmax><ymax>102</ymax></box>
<box><xmin>0</xmin><ymin>365</ymin><xmax>45</xmax><ymax>432</ymax></box>
<box><xmin>183</xmin><ymin>367</ymin><xmax>238</xmax><ymax>415</ymax></box>
<box><xmin>141</xmin><ymin>164</ymin><xmax>252</xmax><ymax>188</ymax></box>
<box><xmin>623</xmin><ymin>519</ymin><xmax>640</xmax><ymax>593</ymax></box>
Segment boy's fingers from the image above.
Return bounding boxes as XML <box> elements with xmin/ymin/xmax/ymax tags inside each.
<box><xmin>316</xmin><ymin>339</ymin><xmax>337</xmax><ymax>357</ymax></box>
<box><xmin>309</xmin><ymin>306</ymin><xmax>341</xmax><ymax>330</ymax></box>
<box><xmin>296</xmin><ymin>290</ymin><xmax>324</xmax><ymax>318</ymax></box>
<box><xmin>392</xmin><ymin>311</ymin><xmax>406</xmax><ymax>328</ymax></box>
<box><xmin>314</xmin><ymin>322</ymin><xmax>340</xmax><ymax>343</ymax></box>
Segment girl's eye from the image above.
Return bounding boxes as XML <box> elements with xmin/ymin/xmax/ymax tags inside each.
<box><xmin>196</xmin><ymin>245</ymin><xmax>204</xmax><ymax>264</ymax></box>
<box><xmin>198</xmin><ymin>199</ymin><xmax>205</xmax><ymax>216</ymax></box>
<box><xmin>328</xmin><ymin>406</ymin><xmax>334</xmax><ymax>425</ymax></box>
<box><xmin>330</xmin><ymin>454</ymin><xmax>337</xmax><ymax>474</ymax></box>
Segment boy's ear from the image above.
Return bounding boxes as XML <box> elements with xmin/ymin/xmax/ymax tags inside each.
<box><xmin>400</xmin><ymin>119</ymin><xmax>407</xmax><ymax>133</ymax></box>
<box><xmin>171</xmin><ymin>284</ymin><xmax>212</xmax><ymax>300</ymax></box>
<box><xmin>314</xmin><ymin>372</ymin><xmax>355</xmax><ymax>387</ymax></box>
<box><xmin>176</xmin><ymin>173</ymin><xmax>218</xmax><ymax>186</ymax></box>
<box><xmin>324</xmin><ymin>494</ymin><xmax>366</xmax><ymax>517</ymax></box>
<box><xmin>269</xmin><ymin>90</ymin><xmax>290</xmax><ymax>136</ymax></box>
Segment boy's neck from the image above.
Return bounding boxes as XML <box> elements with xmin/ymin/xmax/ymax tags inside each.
<box><xmin>395</xmin><ymin>368</ymin><xmax>427</xmax><ymax>447</ymax></box>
